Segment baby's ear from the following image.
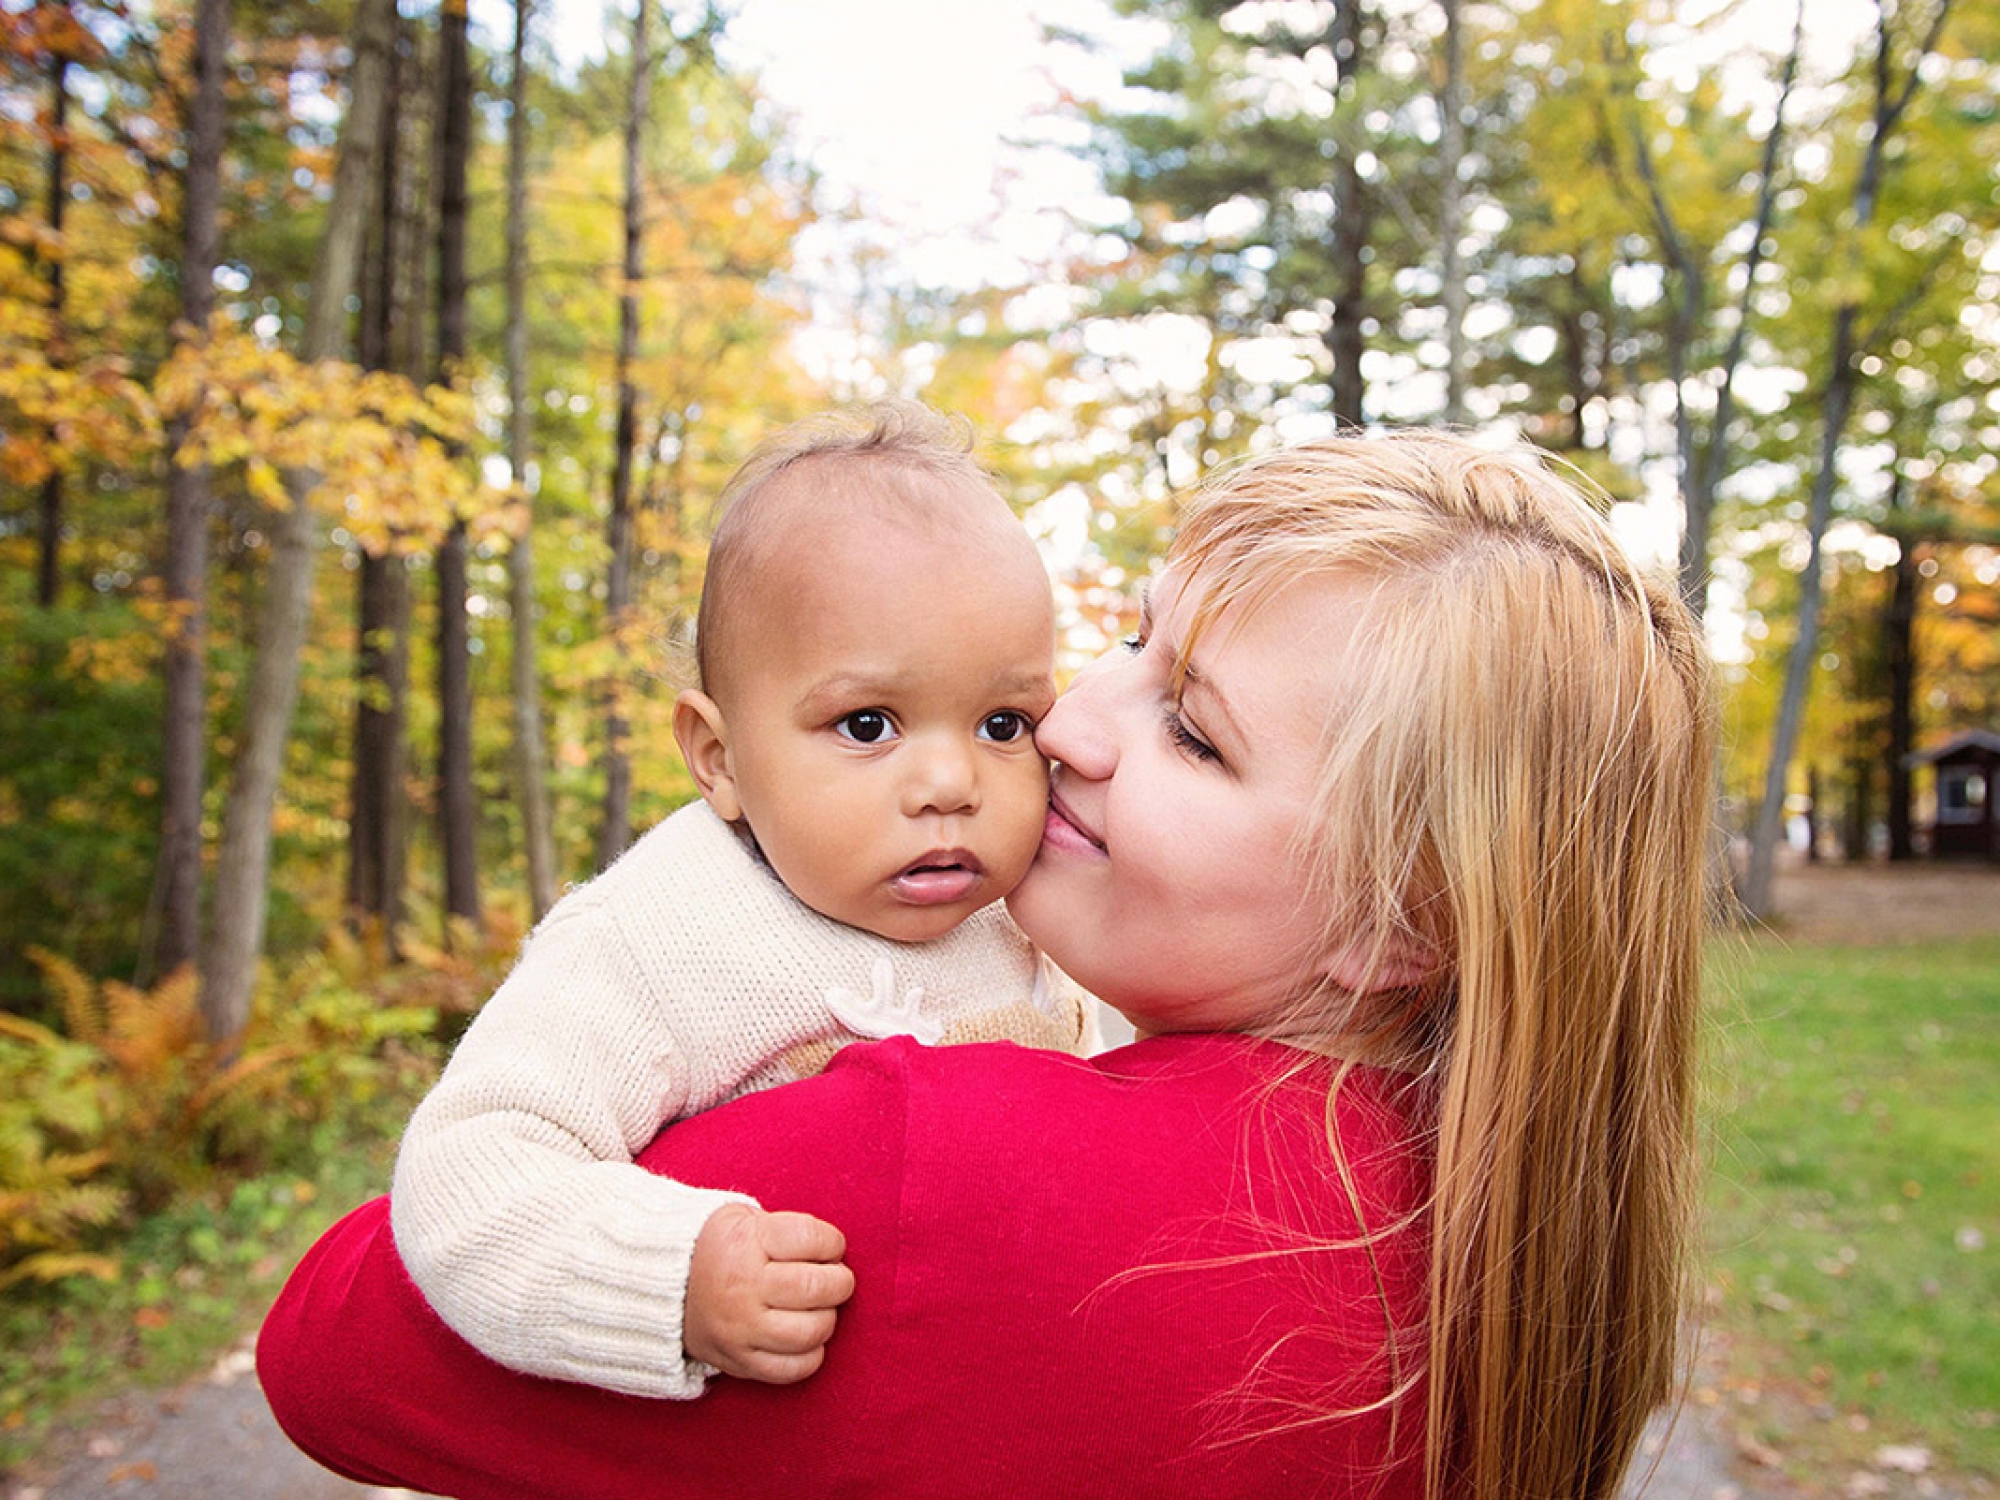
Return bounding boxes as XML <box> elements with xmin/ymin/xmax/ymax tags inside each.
<box><xmin>673</xmin><ymin>691</ymin><xmax>743</xmax><ymax>822</ymax></box>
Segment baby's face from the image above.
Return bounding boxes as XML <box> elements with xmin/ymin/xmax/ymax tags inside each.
<box><xmin>713</xmin><ymin>493</ymin><xmax>1056</xmax><ymax>942</ymax></box>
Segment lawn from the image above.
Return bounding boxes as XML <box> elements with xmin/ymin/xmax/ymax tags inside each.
<box><xmin>1701</xmin><ymin>932</ymin><xmax>2000</xmax><ymax>1478</ymax></box>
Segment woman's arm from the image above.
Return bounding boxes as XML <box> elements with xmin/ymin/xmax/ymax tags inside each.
<box><xmin>263</xmin><ymin>1046</ymin><xmax>908</xmax><ymax>1500</ymax></box>
<box><xmin>263</xmin><ymin>1035</ymin><xmax>1432</xmax><ymax>1500</ymax></box>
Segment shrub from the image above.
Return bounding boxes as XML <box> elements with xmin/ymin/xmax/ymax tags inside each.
<box><xmin>0</xmin><ymin>928</ymin><xmax>467</xmax><ymax>1290</ymax></box>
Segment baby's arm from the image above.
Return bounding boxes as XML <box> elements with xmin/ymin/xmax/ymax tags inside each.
<box><xmin>391</xmin><ymin>900</ymin><xmax>773</xmax><ymax>1399</ymax></box>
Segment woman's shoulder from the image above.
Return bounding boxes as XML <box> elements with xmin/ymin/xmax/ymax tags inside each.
<box><xmin>836</xmin><ymin>1032</ymin><xmax>1430</xmax><ymax>1209</ymax></box>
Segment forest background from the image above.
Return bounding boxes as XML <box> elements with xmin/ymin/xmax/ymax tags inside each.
<box><xmin>1</xmin><ymin>0</ymin><xmax>1997</xmax><ymax>1481</ymax></box>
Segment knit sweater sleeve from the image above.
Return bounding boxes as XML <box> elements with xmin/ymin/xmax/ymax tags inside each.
<box><xmin>390</xmin><ymin>889</ymin><xmax>756</xmax><ymax>1400</ymax></box>
<box><xmin>390</xmin><ymin>799</ymin><xmax>1062</xmax><ymax>1401</ymax></box>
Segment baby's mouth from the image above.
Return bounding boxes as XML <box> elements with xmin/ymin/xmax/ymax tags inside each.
<box><xmin>889</xmin><ymin>850</ymin><xmax>985</xmax><ymax>907</ymax></box>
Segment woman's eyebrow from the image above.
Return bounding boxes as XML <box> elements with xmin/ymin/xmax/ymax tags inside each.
<box><xmin>1181</xmin><ymin>664</ymin><xmax>1247</xmax><ymax>754</ymax></box>
<box><xmin>1137</xmin><ymin>585</ymin><xmax>1153</xmax><ymax>635</ymax></box>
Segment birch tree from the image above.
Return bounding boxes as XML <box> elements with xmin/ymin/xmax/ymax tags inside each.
<box><xmin>156</xmin><ymin>0</ymin><xmax>230</xmax><ymax>980</ymax></box>
<box><xmin>199</xmin><ymin>0</ymin><xmax>397</xmax><ymax>1043</ymax></box>
<box><xmin>1741</xmin><ymin>0</ymin><xmax>1956</xmax><ymax>919</ymax></box>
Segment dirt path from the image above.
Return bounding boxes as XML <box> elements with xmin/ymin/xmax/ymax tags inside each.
<box><xmin>1744</xmin><ymin>853</ymin><xmax>2000</xmax><ymax>945</ymax></box>
<box><xmin>4</xmin><ymin>1334</ymin><xmax>405</xmax><ymax>1500</ymax></box>
<box><xmin>10</xmin><ymin>859</ymin><xmax>1996</xmax><ymax>1500</ymax></box>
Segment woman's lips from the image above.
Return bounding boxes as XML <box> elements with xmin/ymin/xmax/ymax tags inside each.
<box><xmin>889</xmin><ymin>850</ymin><xmax>984</xmax><ymax>905</ymax></box>
<box><xmin>1042</xmin><ymin>793</ymin><xmax>1106</xmax><ymax>857</ymax></box>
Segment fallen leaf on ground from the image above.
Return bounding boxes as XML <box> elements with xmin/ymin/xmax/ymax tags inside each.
<box><xmin>1874</xmin><ymin>1445</ymin><xmax>1931</xmax><ymax>1474</ymax></box>
<box><xmin>1735</xmin><ymin>1436</ymin><xmax>1783</xmax><ymax>1468</ymax></box>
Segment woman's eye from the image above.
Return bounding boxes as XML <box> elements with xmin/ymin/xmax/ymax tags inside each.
<box><xmin>978</xmin><ymin>710</ymin><xmax>1033</xmax><ymax>743</ymax></box>
<box><xmin>834</xmin><ymin>710</ymin><xmax>897</xmax><ymax>745</ymax></box>
<box><xmin>1162</xmin><ymin>708</ymin><xmax>1221</xmax><ymax>765</ymax></box>
<box><xmin>1119</xmin><ymin>633</ymin><xmax>1143</xmax><ymax>655</ymax></box>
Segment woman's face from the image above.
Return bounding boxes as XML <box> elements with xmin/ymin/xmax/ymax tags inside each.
<box><xmin>1007</xmin><ymin>567</ymin><xmax>1369</xmax><ymax>1037</ymax></box>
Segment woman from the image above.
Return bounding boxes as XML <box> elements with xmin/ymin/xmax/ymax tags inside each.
<box><xmin>259</xmin><ymin>432</ymin><xmax>1716</xmax><ymax>1499</ymax></box>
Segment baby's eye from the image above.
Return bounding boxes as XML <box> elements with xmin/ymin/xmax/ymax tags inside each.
<box><xmin>1119</xmin><ymin>633</ymin><xmax>1143</xmax><ymax>654</ymax></box>
<box><xmin>978</xmin><ymin>710</ymin><xmax>1033</xmax><ymax>744</ymax></box>
<box><xmin>834</xmin><ymin>710</ymin><xmax>898</xmax><ymax>745</ymax></box>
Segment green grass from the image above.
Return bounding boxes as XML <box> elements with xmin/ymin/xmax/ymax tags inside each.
<box><xmin>1702</xmin><ymin>933</ymin><xmax>2000</xmax><ymax>1476</ymax></box>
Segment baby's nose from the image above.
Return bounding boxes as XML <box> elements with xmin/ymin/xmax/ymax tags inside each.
<box><xmin>902</xmin><ymin>734</ymin><xmax>980</xmax><ymax>816</ymax></box>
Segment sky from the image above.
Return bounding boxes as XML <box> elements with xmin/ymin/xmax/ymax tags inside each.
<box><xmin>512</xmin><ymin>0</ymin><xmax>1123</xmax><ymax>293</ymax></box>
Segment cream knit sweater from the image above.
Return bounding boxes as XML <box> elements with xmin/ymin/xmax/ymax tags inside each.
<box><xmin>391</xmin><ymin>800</ymin><xmax>1089</xmax><ymax>1399</ymax></box>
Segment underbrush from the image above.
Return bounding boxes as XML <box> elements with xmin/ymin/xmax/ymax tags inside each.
<box><xmin>0</xmin><ymin>914</ymin><xmax>519</xmax><ymax>1472</ymax></box>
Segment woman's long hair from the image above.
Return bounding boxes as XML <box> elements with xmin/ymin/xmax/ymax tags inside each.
<box><xmin>1166</xmin><ymin>433</ymin><xmax>1718</xmax><ymax>1500</ymax></box>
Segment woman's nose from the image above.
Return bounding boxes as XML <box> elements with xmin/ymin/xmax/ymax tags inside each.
<box><xmin>1034</xmin><ymin>653</ymin><xmax>1121</xmax><ymax>780</ymax></box>
<box><xmin>902</xmin><ymin>733</ymin><xmax>980</xmax><ymax>817</ymax></box>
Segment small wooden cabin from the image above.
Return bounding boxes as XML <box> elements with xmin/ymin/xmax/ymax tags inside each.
<box><xmin>1908</xmin><ymin>729</ymin><xmax>2000</xmax><ymax>861</ymax></box>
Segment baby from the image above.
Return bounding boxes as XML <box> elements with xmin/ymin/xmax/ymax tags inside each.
<box><xmin>390</xmin><ymin>403</ymin><xmax>1092</xmax><ymax>1399</ymax></box>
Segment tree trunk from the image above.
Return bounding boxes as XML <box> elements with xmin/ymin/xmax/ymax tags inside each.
<box><xmin>1556</xmin><ymin>294</ymin><xmax>1591</xmax><ymax>453</ymax></box>
<box><xmin>347</xmin><ymin>555</ymin><xmax>411</xmax><ymax>933</ymax></box>
<box><xmin>1845</xmin><ymin>758</ymin><xmax>1871</xmax><ymax>864</ymax></box>
<box><xmin>346</xmin><ymin>7</ymin><xmax>410</xmax><ymax>949</ymax></box>
<box><xmin>1437</xmin><ymin>0</ymin><xmax>1467</xmax><ymax>427</ymax></box>
<box><xmin>1679</xmin><ymin>5</ymin><xmax>1801</xmax><ymax>621</ymax></box>
<box><xmin>155</xmin><ymin>0</ymin><xmax>230</xmax><ymax>982</ymax></box>
<box><xmin>1323</xmin><ymin>1</ymin><xmax>1372</xmax><ymax>428</ymax></box>
<box><xmin>1741</xmin><ymin>305</ymin><xmax>1860</xmax><ymax>918</ymax></box>
<box><xmin>1805</xmin><ymin>763</ymin><xmax>1821</xmax><ymax>863</ymax></box>
<box><xmin>507</xmin><ymin>0</ymin><xmax>558</xmax><ymax>920</ymax></box>
<box><xmin>1885</xmin><ymin>532</ymin><xmax>1919</xmax><ymax>862</ymax></box>
<box><xmin>434</xmin><ymin>0</ymin><xmax>480</xmax><ymax>925</ymax></box>
<box><xmin>199</xmin><ymin>0</ymin><xmax>397</xmax><ymax>1044</ymax></box>
<box><xmin>597</xmin><ymin>0</ymin><xmax>651</xmax><ymax>870</ymax></box>
<box><xmin>36</xmin><ymin>52</ymin><xmax>69</xmax><ymax>610</ymax></box>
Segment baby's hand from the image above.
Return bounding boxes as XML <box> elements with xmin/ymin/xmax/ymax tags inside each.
<box><xmin>685</xmin><ymin>1204</ymin><xmax>854</xmax><ymax>1384</ymax></box>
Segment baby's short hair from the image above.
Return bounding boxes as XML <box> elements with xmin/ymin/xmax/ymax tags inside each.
<box><xmin>695</xmin><ymin>400</ymin><xmax>1009</xmax><ymax>698</ymax></box>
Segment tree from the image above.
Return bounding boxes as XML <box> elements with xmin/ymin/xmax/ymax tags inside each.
<box><xmin>1435</xmin><ymin>0</ymin><xmax>1467</xmax><ymax>427</ymax></box>
<box><xmin>1612</xmin><ymin>3</ymin><xmax>1803</xmax><ymax>615</ymax></box>
<box><xmin>200</xmin><ymin>0</ymin><xmax>399</xmax><ymax>1044</ymax></box>
<box><xmin>596</xmin><ymin>0</ymin><xmax>651</xmax><ymax>869</ymax></box>
<box><xmin>506</xmin><ymin>0</ymin><xmax>557</xmax><ymax>920</ymax></box>
<box><xmin>434</xmin><ymin>0</ymin><xmax>480</xmax><ymax>927</ymax></box>
<box><xmin>1742</xmin><ymin>0</ymin><xmax>1957</xmax><ymax>918</ymax></box>
<box><xmin>34</xmin><ymin>30</ymin><xmax>68</xmax><ymax>608</ymax></box>
<box><xmin>1322</xmin><ymin>0</ymin><xmax>1377</xmax><ymax>427</ymax></box>
<box><xmin>156</xmin><ymin>0</ymin><xmax>231</xmax><ymax>982</ymax></box>
<box><xmin>346</xmin><ymin>6</ymin><xmax>419</xmax><ymax>947</ymax></box>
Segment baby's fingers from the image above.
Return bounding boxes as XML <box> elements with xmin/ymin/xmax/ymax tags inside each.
<box><xmin>756</xmin><ymin>1210</ymin><xmax>846</xmax><ymax>1264</ymax></box>
<box><xmin>733</xmin><ymin>1344</ymin><xmax>828</xmax><ymax>1386</ymax></box>
<box><xmin>765</xmin><ymin>1257</ymin><xmax>856</xmax><ymax>1312</ymax></box>
<box><xmin>752</xmin><ymin>1306</ymin><xmax>840</xmax><ymax>1358</ymax></box>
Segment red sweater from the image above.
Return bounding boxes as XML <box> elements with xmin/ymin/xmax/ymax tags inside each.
<box><xmin>260</xmin><ymin>1034</ymin><xmax>1432</xmax><ymax>1499</ymax></box>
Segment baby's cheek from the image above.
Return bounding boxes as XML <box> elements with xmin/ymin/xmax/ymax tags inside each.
<box><xmin>991</xmin><ymin>757</ymin><xmax>1053</xmax><ymax>878</ymax></box>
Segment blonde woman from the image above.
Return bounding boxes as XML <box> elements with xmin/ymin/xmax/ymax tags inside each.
<box><xmin>262</xmin><ymin>431</ymin><xmax>1716</xmax><ymax>1500</ymax></box>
